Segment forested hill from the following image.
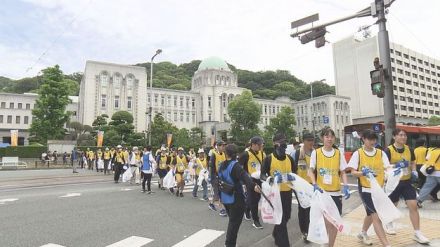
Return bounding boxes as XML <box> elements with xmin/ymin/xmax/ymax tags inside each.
<box><xmin>1</xmin><ymin>60</ymin><xmax>334</xmax><ymax>101</ymax></box>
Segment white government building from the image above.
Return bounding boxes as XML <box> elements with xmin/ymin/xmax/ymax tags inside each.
<box><xmin>0</xmin><ymin>56</ymin><xmax>352</xmax><ymax>145</ymax></box>
<box><xmin>333</xmin><ymin>35</ymin><xmax>440</xmax><ymax>125</ymax></box>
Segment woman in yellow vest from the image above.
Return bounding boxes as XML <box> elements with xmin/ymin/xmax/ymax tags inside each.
<box><xmin>384</xmin><ymin>128</ymin><xmax>429</xmax><ymax>244</ymax></box>
<box><xmin>308</xmin><ymin>128</ymin><xmax>349</xmax><ymax>247</ymax></box>
<box><xmin>192</xmin><ymin>148</ymin><xmax>209</xmax><ymax>200</ymax></box>
<box><xmin>418</xmin><ymin>140</ymin><xmax>440</xmax><ymax>205</ymax></box>
<box><xmin>113</xmin><ymin>145</ymin><xmax>126</xmax><ymax>183</ymax></box>
<box><xmin>346</xmin><ymin>130</ymin><xmax>390</xmax><ymax>247</ymax></box>
<box><xmin>96</xmin><ymin>149</ymin><xmax>103</xmax><ymax>172</ymax></box>
<box><xmin>155</xmin><ymin>147</ymin><xmax>170</xmax><ymax>190</ymax></box>
<box><xmin>293</xmin><ymin>133</ymin><xmax>314</xmax><ymax>242</ymax></box>
<box><xmin>103</xmin><ymin>148</ymin><xmax>111</xmax><ymax>175</ymax></box>
<box><xmin>208</xmin><ymin>140</ymin><xmax>227</xmax><ymax>217</ymax></box>
<box><xmin>174</xmin><ymin>147</ymin><xmax>189</xmax><ymax>197</ymax></box>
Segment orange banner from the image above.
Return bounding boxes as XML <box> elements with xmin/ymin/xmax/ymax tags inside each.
<box><xmin>166</xmin><ymin>133</ymin><xmax>173</xmax><ymax>148</ymax></box>
<box><xmin>10</xmin><ymin>130</ymin><xmax>18</xmax><ymax>147</ymax></box>
<box><xmin>97</xmin><ymin>131</ymin><xmax>104</xmax><ymax>147</ymax></box>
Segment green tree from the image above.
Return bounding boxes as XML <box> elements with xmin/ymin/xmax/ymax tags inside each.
<box><xmin>109</xmin><ymin>111</ymin><xmax>135</xmax><ymax>144</ymax></box>
<box><xmin>265</xmin><ymin>106</ymin><xmax>297</xmax><ymax>141</ymax></box>
<box><xmin>427</xmin><ymin>115</ymin><xmax>440</xmax><ymax>126</ymax></box>
<box><xmin>189</xmin><ymin>127</ymin><xmax>205</xmax><ymax>147</ymax></box>
<box><xmin>92</xmin><ymin>114</ymin><xmax>109</xmax><ymax>131</ymax></box>
<box><xmin>174</xmin><ymin>128</ymin><xmax>190</xmax><ymax>148</ymax></box>
<box><xmin>150</xmin><ymin>113</ymin><xmax>178</xmax><ymax>147</ymax></box>
<box><xmin>29</xmin><ymin>65</ymin><xmax>71</xmax><ymax>144</ymax></box>
<box><xmin>228</xmin><ymin>90</ymin><xmax>262</xmax><ymax>144</ymax></box>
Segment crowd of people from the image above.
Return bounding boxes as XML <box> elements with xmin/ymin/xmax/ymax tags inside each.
<box><xmin>65</xmin><ymin>125</ymin><xmax>440</xmax><ymax>247</ymax></box>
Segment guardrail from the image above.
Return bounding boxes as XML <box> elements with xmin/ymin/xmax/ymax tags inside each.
<box><xmin>0</xmin><ymin>161</ymin><xmax>28</xmax><ymax>170</ymax></box>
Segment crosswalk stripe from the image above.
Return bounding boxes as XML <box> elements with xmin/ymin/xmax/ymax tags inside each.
<box><xmin>40</xmin><ymin>244</ymin><xmax>65</xmax><ymax>247</ymax></box>
<box><xmin>0</xmin><ymin>198</ymin><xmax>19</xmax><ymax>205</ymax></box>
<box><xmin>59</xmin><ymin>193</ymin><xmax>81</xmax><ymax>198</ymax></box>
<box><xmin>172</xmin><ymin>229</ymin><xmax>224</xmax><ymax>247</ymax></box>
<box><xmin>105</xmin><ymin>236</ymin><xmax>153</xmax><ymax>247</ymax></box>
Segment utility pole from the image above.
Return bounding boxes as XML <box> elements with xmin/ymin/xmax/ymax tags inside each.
<box><xmin>148</xmin><ymin>49</ymin><xmax>162</xmax><ymax>146</ymax></box>
<box><xmin>290</xmin><ymin>0</ymin><xmax>396</xmax><ymax>145</ymax></box>
<box><xmin>311</xmin><ymin>83</ymin><xmax>315</xmax><ymax>138</ymax></box>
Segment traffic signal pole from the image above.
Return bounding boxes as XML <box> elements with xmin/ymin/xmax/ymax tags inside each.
<box><xmin>290</xmin><ymin>0</ymin><xmax>396</xmax><ymax>145</ymax></box>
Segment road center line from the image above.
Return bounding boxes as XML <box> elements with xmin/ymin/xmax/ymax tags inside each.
<box><xmin>59</xmin><ymin>193</ymin><xmax>81</xmax><ymax>198</ymax></box>
<box><xmin>105</xmin><ymin>236</ymin><xmax>153</xmax><ymax>247</ymax></box>
<box><xmin>40</xmin><ymin>244</ymin><xmax>65</xmax><ymax>247</ymax></box>
<box><xmin>172</xmin><ymin>229</ymin><xmax>224</xmax><ymax>247</ymax></box>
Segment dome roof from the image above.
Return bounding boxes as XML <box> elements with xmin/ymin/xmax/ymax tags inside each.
<box><xmin>197</xmin><ymin>56</ymin><xmax>230</xmax><ymax>71</ymax></box>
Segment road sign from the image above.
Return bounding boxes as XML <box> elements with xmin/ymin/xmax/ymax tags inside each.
<box><xmin>373</xmin><ymin>124</ymin><xmax>381</xmax><ymax>133</ymax></box>
<box><xmin>323</xmin><ymin>116</ymin><xmax>329</xmax><ymax>124</ymax></box>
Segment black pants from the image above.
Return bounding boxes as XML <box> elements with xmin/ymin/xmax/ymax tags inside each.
<box><xmin>104</xmin><ymin>159</ymin><xmax>110</xmax><ymax>174</ymax></box>
<box><xmin>293</xmin><ymin>190</ymin><xmax>310</xmax><ymax>235</ymax></box>
<box><xmin>224</xmin><ymin>195</ymin><xmax>245</xmax><ymax>247</ymax></box>
<box><xmin>273</xmin><ymin>191</ymin><xmax>292</xmax><ymax>247</ymax></box>
<box><xmin>113</xmin><ymin>163</ymin><xmax>122</xmax><ymax>182</ymax></box>
<box><xmin>142</xmin><ymin>173</ymin><xmax>152</xmax><ymax>191</ymax></box>
<box><xmin>246</xmin><ymin>179</ymin><xmax>261</xmax><ymax>221</ymax></box>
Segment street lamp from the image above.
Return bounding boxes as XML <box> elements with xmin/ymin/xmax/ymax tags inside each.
<box><xmin>148</xmin><ymin>49</ymin><xmax>162</xmax><ymax>146</ymax></box>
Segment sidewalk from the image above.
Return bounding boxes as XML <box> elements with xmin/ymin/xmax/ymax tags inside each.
<box><xmin>335</xmin><ymin>199</ymin><xmax>440</xmax><ymax>247</ymax></box>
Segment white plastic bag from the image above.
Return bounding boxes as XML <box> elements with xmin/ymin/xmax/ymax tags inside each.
<box><xmin>122</xmin><ymin>168</ymin><xmax>133</xmax><ymax>183</ymax></box>
<box><xmin>307</xmin><ymin>191</ymin><xmax>328</xmax><ymax>244</ymax></box>
<box><xmin>108</xmin><ymin>162</ymin><xmax>112</xmax><ymax>170</ymax></box>
<box><xmin>163</xmin><ymin>170</ymin><xmax>176</xmax><ymax>189</ymax></box>
<box><xmin>385</xmin><ymin>168</ymin><xmax>403</xmax><ymax>195</ymax></box>
<box><xmin>97</xmin><ymin>159</ymin><xmax>104</xmax><ymax>169</ymax></box>
<box><xmin>197</xmin><ymin>169</ymin><xmax>209</xmax><ymax>186</ymax></box>
<box><xmin>260</xmin><ymin>179</ymin><xmax>283</xmax><ymax>225</ymax></box>
<box><xmin>289</xmin><ymin>173</ymin><xmax>314</xmax><ymax>208</ymax></box>
<box><xmin>369</xmin><ymin>175</ymin><xmax>402</xmax><ymax>224</ymax></box>
<box><xmin>319</xmin><ymin>191</ymin><xmax>346</xmax><ymax>233</ymax></box>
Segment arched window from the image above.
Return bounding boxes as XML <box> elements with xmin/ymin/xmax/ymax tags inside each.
<box><xmin>100</xmin><ymin>72</ymin><xmax>108</xmax><ymax>86</ymax></box>
<box><xmin>113</xmin><ymin>74</ymin><xmax>121</xmax><ymax>88</ymax></box>
<box><xmin>126</xmin><ymin>75</ymin><xmax>134</xmax><ymax>89</ymax></box>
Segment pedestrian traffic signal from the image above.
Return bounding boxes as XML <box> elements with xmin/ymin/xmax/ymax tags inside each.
<box><xmin>370</xmin><ymin>69</ymin><xmax>385</xmax><ymax>98</ymax></box>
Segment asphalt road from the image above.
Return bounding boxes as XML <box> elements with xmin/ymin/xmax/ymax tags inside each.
<box><xmin>0</xmin><ymin>170</ymin><xmax>362</xmax><ymax>247</ymax></box>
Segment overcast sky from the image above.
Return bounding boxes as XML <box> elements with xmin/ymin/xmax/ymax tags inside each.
<box><xmin>1</xmin><ymin>0</ymin><xmax>439</xmax><ymax>85</ymax></box>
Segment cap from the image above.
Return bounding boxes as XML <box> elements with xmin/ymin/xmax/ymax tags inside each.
<box><xmin>160</xmin><ymin>147</ymin><xmax>167</xmax><ymax>151</ymax></box>
<box><xmin>132</xmin><ymin>146</ymin><xmax>138</xmax><ymax>151</ymax></box>
<box><xmin>105</xmin><ymin>147</ymin><xmax>109</xmax><ymax>151</ymax></box>
<box><xmin>178</xmin><ymin>147</ymin><xmax>184</xmax><ymax>151</ymax></box>
<box><xmin>197</xmin><ymin>148</ymin><xmax>205</xmax><ymax>154</ymax></box>
<box><xmin>250</xmin><ymin>136</ymin><xmax>264</xmax><ymax>145</ymax></box>
<box><xmin>303</xmin><ymin>133</ymin><xmax>315</xmax><ymax>141</ymax></box>
<box><xmin>272</xmin><ymin>132</ymin><xmax>287</xmax><ymax>143</ymax></box>
<box><xmin>116</xmin><ymin>145</ymin><xmax>122</xmax><ymax>149</ymax></box>
<box><xmin>216</xmin><ymin>140</ymin><xmax>226</xmax><ymax>145</ymax></box>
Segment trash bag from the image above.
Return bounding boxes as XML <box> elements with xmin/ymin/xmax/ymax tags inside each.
<box><xmin>289</xmin><ymin>173</ymin><xmax>314</xmax><ymax>208</ymax></box>
<box><xmin>97</xmin><ymin>159</ymin><xmax>104</xmax><ymax>169</ymax></box>
<box><xmin>260</xmin><ymin>178</ymin><xmax>283</xmax><ymax>225</ymax></box>
<box><xmin>197</xmin><ymin>169</ymin><xmax>209</xmax><ymax>186</ymax></box>
<box><xmin>163</xmin><ymin>170</ymin><xmax>176</xmax><ymax>188</ymax></box>
<box><xmin>307</xmin><ymin>191</ymin><xmax>328</xmax><ymax>244</ymax></box>
<box><xmin>319</xmin><ymin>191</ymin><xmax>346</xmax><ymax>233</ymax></box>
<box><xmin>122</xmin><ymin>168</ymin><xmax>133</xmax><ymax>183</ymax></box>
<box><xmin>369</xmin><ymin>175</ymin><xmax>402</xmax><ymax>224</ymax></box>
<box><xmin>385</xmin><ymin>168</ymin><xmax>403</xmax><ymax>195</ymax></box>
<box><xmin>107</xmin><ymin>162</ymin><xmax>112</xmax><ymax>170</ymax></box>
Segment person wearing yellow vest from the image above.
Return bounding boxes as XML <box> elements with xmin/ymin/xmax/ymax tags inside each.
<box><xmin>308</xmin><ymin>128</ymin><xmax>349</xmax><ymax>247</ymax></box>
<box><xmin>347</xmin><ymin>130</ymin><xmax>391</xmax><ymax>247</ymax></box>
<box><xmin>293</xmin><ymin>133</ymin><xmax>314</xmax><ymax>242</ymax></box>
<box><xmin>128</xmin><ymin>147</ymin><xmax>141</xmax><ymax>184</ymax></box>
<box><xmin>87</xmin><ymin>148</ymin><xmax>95</xmax><ymax>171</ymax></box>
<box><xmin>384</xmin><ymin>128</ymin><xmax>429</xmax><ymax>244</ymax></box>
<box><xmin>208</xmin><ymin>140</ymin><xmax>227</xmax><ymax>217</ymax></box>
<box><xmin>414</xmin><ymin>139</ymin><xmax>428</xmax><ymax>189</ymax></box>
<box><xmin>192</xmin><ymin>148</ymin><xmax>209</xmax><ymax>200</ymax></box>
<box><xmin>418</xmin><ymin>140</ymin><xmax>440</xmax><ymax>205</ymax></box>
<box><xmin>261</xmin><ymin>133</ymin><xmax>295</xmax><ymax>247</ymax></box>
<box><xmin>173</xmin><ymin>147</ymin><xmax>189</xmax><ymax>197</ymax></box>
<box><xmin>156</xmin><ymin>147</ymin><xmax>171</xmax><ymax>190</ymax></box>
<box><xmin>416</xmin><ymin>141</ymin><xmax>440</xmax><ymax>202</ymax></box>
<box><xmin>96</xmin><ymin>149</ymin><xmax>103</xmax><ymax>172</ymax></box>
<box><xmin>113</xmin><ymin>145</ymin><xmax>126</xmax><ymax>183</ymax></box>
<box><xmin>239</xmin><ymin>136</ymin><xmax>265</xmax><ymax>229</ymax></box>
<box><xmin>103</xmin><ymin>148</ymin><xmax>112</xmax><ymax>175</ymax></box>
<box><xmin>110</xmin><ymin>147</ymin><xmax>116</xmax><ymax>172</ymax></box>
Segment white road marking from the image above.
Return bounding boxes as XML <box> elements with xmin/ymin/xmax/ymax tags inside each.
<box><xmin>0</xmin><ymin>198</ymin><xmax>19</xmax><ymax>205</ymax></box>
<box><xmin>121</xmin><ymin>188</ymin><xmax>133</xmax><ymax>191</ymax></box>
<box><xmin>105</xmin><ymin>236</ymin><xmax>153</xmax><ymax>247</ymax></box>
<box><xmin>59</xmin><ymin>193</ymin><xmax>81</xmax><ymax>198</ymax></box>
<box><xmin>172</xmin><ymin>229</ymin><xmax>224</xmax><ymax>247</ymax></box>
<box><xmin>40</xmin><ymin>244</ymin><xmax>65</xmax><ymax>247</ymax></box>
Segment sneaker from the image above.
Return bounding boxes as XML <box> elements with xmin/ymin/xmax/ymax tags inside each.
<box><xmin>252</xmin><ymin>220</ymin><xmax>263</xmax><ymax>229</ymax></box>
<box><xmin>385</xmin><ymin>222</ymin><xmax>396</xmax><ymax>235</ymax></box>
<box><xmin>302</xmin><ymin>233</ymin><xmax>309</xmax><ymax>243</ymax></box>
<box><xmin>208</xmin><ymin>203</ymin><xmax>217</xmax><ymax>211</ymax></box>
<box><xmin>200</xmin><ymin>197</ymin><xmax>208</xmax><ymax>201</ymax></box>
<box><xmin>193</xmin><ymin>194</ymin><xmax>198</xmax><ymax>198</ymax></box>
<box><xmin>146</xmin><ymin>191</ymin><xmax>151</xmax><ymax>194</ymax></box>
<box><xmin>180</xmin><ymin>192</ymin><xmax>184</xmax><ymax>197</ymax></box>
<box><xmin>141</xmin><ymin>190</ymin><xmax>146</xmax><ymax>193</ymax></box>
<box><xmin>417</xmin><ymin>200</ymin><xmax>423</xmax><ymax>208</ymax></box>
<box><xmin>219</xmin><ymin>209</ymin><xmax>227</xmax><ymax>217</ymax></box>
<box><xmin>244</xmin><ymin>211</ymin><xmax>251</xmax><ymax>221</ymax></box>
<box><xmin>357</xmin><ymin>232</ymin><xmax>373</xmax><ymax>245</ymax></box>
<box><xmin>414</xmin><ymin>232</ymin><xmax>430</xmax><ymax>244</ymax></box>
<box><xmin>176</xmin><ymin>191</ymin><xmax>179</xmax><ymax>197</ymax></box>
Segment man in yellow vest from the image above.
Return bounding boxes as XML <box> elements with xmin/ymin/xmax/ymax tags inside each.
<box><xmin>293</xmin><ymin>133</ymin><xmax>314</xmax><ymax>242</ymax></box>
<box><xmin>174</xmin><ymin>147</ymin><xmax>189</xmax><ymax>197</ymax></box>
<box><xmin>156</xmin><ymin>147</ymin><xmax>171</xmax><ymax>190</ymax></box>
<box><xmin>103</xmin><ymin>147</ymin><xmax>111</xmax><ymax>175</ymax></box>
<box><xmin>239</xmin><ymin>136</ymin><xmax>265</xmax><ymax>229</ymax></box>
<box><xmin>418</xmin><ymin>140</ymin><xmax>440</xmax><ymax>205</ymax></box>
<box><xmin>113</xmin><ymin>145</ymin><xmax>126</xmax><ymax>183</ymax></box>
<box><xmin>208</xmin><ymin>140</ymin><xmax>227</xmax><ymax>217</ymax></box>
<box><xmin>261</xmin><ymin>133</ymin><xmax>295</xmax><ymax>247</ymax></box>
<box><xmin>96</xmin><ymin>148</ymin><xmax>103</xmax><ymax>172</ymax></box>
<box><xmin>193</xmin><ymin>148</ymin><xmax>209</xmax><ymax>200</ymax></box>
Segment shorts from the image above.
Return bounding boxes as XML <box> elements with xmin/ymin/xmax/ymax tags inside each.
<box><xmin>388</xmin><ymin>179</ymin><xmax>417</xmax><ymax>203</ymax></box>
<box><xmin>331</xmin><ymin>195</ymin><xmax>342</xmax><ymax>215</ymax></box>
<box><xmin>359</xmin><ymin>187</ymin><xmax>376</xmax><ymax>216</ymax></box>
<box><xmin>157</xmin><ymin>169</ymin><xmax>167</xmax><ymax>178</ymax></box>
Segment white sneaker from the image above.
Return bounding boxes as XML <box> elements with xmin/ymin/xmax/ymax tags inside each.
<box><xmin>357</xmin><ymin>232</ymin><xmax>373</xmax><ymax>245</ymax></box>
<box><xmin>413</xmin><ymin>232</ymin><xmax>430</xmax><ymax>244</ymax></box>
<box><xmin>385</xmin><ymin>222</ymin><xmax>396</xmax><ymax>235</ymax></box>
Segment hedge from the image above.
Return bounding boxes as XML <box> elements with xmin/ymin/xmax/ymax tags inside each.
<box><xmin>0</xmin><ymin>146</ymin><xmax>48</xmax><ymax>158</ymax></box>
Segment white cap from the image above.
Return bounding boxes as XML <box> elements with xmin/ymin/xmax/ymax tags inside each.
<box><xmin>132</xmin><ymin>146</ymin><xmax>138</xmax><ymax>151</ymax></box>
<box><xmin>198</xmin><ymin>148</ymin><xmax>205</xmax><ymax>154</ymax></box>
<box><xmin>117</xmin><ymin>145</ymin><xmax>122</xmax><ymax>149</ymax></box>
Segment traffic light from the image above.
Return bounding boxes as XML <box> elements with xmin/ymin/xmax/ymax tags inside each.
<box><xmin>370</xmin><ymin>69</ymin><xmax>385</xmax><ymax>98</ymax></box>
<box><xmin>300</xmin><ymin>28</ymin><xmax>326</xmax><ymax>44</ymax></box>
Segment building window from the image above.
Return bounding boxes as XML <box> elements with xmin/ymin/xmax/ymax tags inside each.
<box><xmin>0</xmin><ymin>115</ymin><xmax>3</xmax><ymax>123</ymax></box>
<box><xmin>174</xmin><ymin>112</ymin><xmax>177</xmax><ymax>121</ymax></box>
<box><xmin>7</xmin><ymin>115</ymin><xmax>12</xmax><ymax>124</ymax></box>
<box><xmin>430</xmin><ymin>110</ymin><xmax>434</xmax><ymax>114</ymax></box>
<box><xmin>421</xmin><ymin>92</ymin><xmax>426</xmax><ymax>96</ymax></box>
<box><xmin>180</xmin><ymin>112</ymin><xmax>184</xmax><ymax>122</ymax></box>
<box><xmin>100</xmin><ymin>74</ymin><xmax>108</xmax><ymax>86</ymax></box>
<box><xmin>127</xmin><ymin>77</ymin><xmax>134</xmax><ymax>88</ymax></box>
<box><xmin>428</xmin><ymin>102</ymin><xmax>433</xmax><ymax>106</ymax></box>
<box><xmin>186</xmin><ymin>112</ymin><xmax>190</xmax><ymax>122</ymax></box>
<box><xmin>208</xmin><ymin>113</ymin><xmax>212</xmax><ymax>121</ymax></box>
<box><xmin>409</xmin><ymin>107</ymin><xmax>414</xmax><ymax>111</ymax></box>
<box><xmin>161</xmin><ymin>96</ymin><xmax>165</xmax><ymax>106</ymax></box>
<box><xmin>16</xmin><ymin>116</ymin><xmax>20</xmax><ymax>124</ymax></box>
<box><xmin>423</xmin><ymin>109</ymin><xmax>428</xmax><ymax>113</ymax></box>
<box><xmin>18</xmin><ymin>103</ymin><xmax>22</xmax><ymax>109</ymax></box>
<box><xmin>114</xmin><ymin>96</ymin><xmax>119</xmax><ymax>108</ymax></box>
<box><xmin>25</xmin><ymin>103</ymin><xmax>30</xmax><ymax>110</ymax></box>
<box><xmin>413</xmin><ymin>82</ymin><xmax>419</xmax><ymax>87</ymax></box>
<box><xmin>180</xmin><ymin>97</ymin><xmax>184</xmax><ymax>107</ymax></box>
<box><xmin>9</xmin><ymin>102</ymin><xmax>14</xmax><ymax>109</ymax></box>
<box><xmin>127</xmin><ymin>97</ymin><xmax>132</xmax><ymax>109</ymax></box>
<box><xmin>416</xmin><ymin>108</ymin><xmax>421</xmax><ymax>112</ymax></box>
<box><xmin>154</xmin><ymin>95</ymin><xmax>158</xmax><ymax>104</ymax></box>
<box><xmin>400</xmin><ymin>96</ymin><xmax>406</xmax><ymax>101</ymax></box>
<box><xmin>399</xmin><ymin>87</ymin><xmax>404</xmax><ymax>92</ymax></box>
<box><xmin>192</xmin><ymin>113</ymin><xmax>196</xmax><ymax>123</ymax></box>
<box><xmin>101</xmin><ymin>95</ymin><xmax>107</xmax><ymax>108</ymax></box>
<box><xmin>192</xmin><ymin>98</ymin><xmax>195</xmax><ymax>108</ymax></box>
<box><xmin>174</xmin><ymin>96</ymin><xmax>177</xmax><ymax>107</ymax></box>
<box><xmin>0</xmin><ymin>102</ymin><xmax>5</xmax><ymax>109</ymax></box>
<box><xmin>407</xmin><ymin>97</ymin><xmax>413</xmax><ymax>103</ymax></box>
<box><xmin>422</xmin><ymin>100</ymin><xmax>427</xmax><ymax>105</ymax></box>
<box><xmin>113</xmin><ymin>76</ymin><xmax>120</xmax><ymax>88</ymax></box>
<box><xmin>208</xmin><ymin>96</ymin><xmax>212</xmax><ymax>108</ymax></box>
<box><xmin>167</xmin><ymin>96</ymin><xmax>171</xmax><ymax>106</ymax></box>
<box><xmin>406</xmin><ymin>89</ymin><xmax>412</xmax><ymax>93</ymax></box>
<box><xmin>415</xmin><ymin>99</ymin><xmax>420</xmax><ymax>104</ymax></box>
<box><xmin>400</xmin><ymin>105</ymin><xmax>407</xmax><ymax>110</ymax></box>
<box><xmin>186</xmin><ymin>98</ymin><xmax>189</xmax><ymax>108</ymax></box>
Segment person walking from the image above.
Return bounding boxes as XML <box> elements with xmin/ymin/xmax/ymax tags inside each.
<box><xmin>192</xmin><ymin>148</ymin><xmax>209</xmax><ymax>200</ymax></box>
<box><xmin>418</xmin><ymin>140</ymin><xmax>440</xmax><ymax>205</ymax></box>
<box><xmin>156</xmin><ymin>147</ymin><xmax>171</xmax><ymax>190</ymax></box>
<box><xmin>208</xmin><ymin>140</ymin><xmax>227</xmax><ymax>217</ymax></box>
<box><xmin>71</xmin><ymin>148</ymin><xmax>78</xmax><ymax>173</ymax></box>
<box><xmin>174</xmin><ymin>147</ymin><xmax>189</xmax><ymax>197</ymax></box>
<box><xmin>141</xmin><ymin>146</ymin><xmax>156</xmax><ymax>194</ymax></box>
<box><xmin>113</xmin><ymin>145</ymin><xmax>125</xmax><ymax>183</ymax></box>
<box><xmin>103</xmin><ymin>148</ymin><xmax>111</xmax><ymax>175</ymax></box>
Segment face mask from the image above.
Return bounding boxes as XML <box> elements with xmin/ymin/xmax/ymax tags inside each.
<box><xmin>274</xmin><ymin>143</ymin><xmax>287</xmax><ymax>157</ymax></box>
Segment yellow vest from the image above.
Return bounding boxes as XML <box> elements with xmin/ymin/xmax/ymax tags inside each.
<box><xmin>315</xmin><ymin>148</ymin><xmax>341</xmax><ymax>192</ymax></box>
<box><xmin>116</xmin><ymin>152</ymin><xmax>124</xmax><ymax>163</ymax></box>
<box><xmin>97</xmin><ymin>151</ymin><xmax>102</xmax><ymax>159</ymax></box>
<box><xmin>269</xmin><ymin>154</ymin><xmax>293</xmax><ymax>192</ymax></box>
<box><xmin>104</xmin><ymin>151</ymin><xmax>111</xmax><ymax>160</ymax></box>
<box><xmin>414</xmin><ymin>146</ymin><xmax>428</xmax><ymax>165</ymax></box>
<box><xmin>358</xmin><ymin>148</ymin><xmax>385</xmax><ymax>188</ymax></box>
<box><xmin>88</xmin><ymin>151</ymin><xmax>95</xmax><ymax>159</ymax></box>
<box><xmin>213</xmin><ymin>151</ymin><xmax>226</xmax><ymax>173</ymax></box>
<box><xmin>296</xmin><ymin>148</ymin><xmax>312</xmax><ymax>183</ymax></box>
<box><xmin>424</xmin><ymin>148</ymin><xmax>440</xmax><ymax>171</ymax></box>
<box><xmin>388</xmin><ymin>144</ymin><xmax>412</xmax><ymax>181</ymax></box>
<box><xmin>195</xmin><ymin>158</ymin><xmax>207</xmax><ymax>174</ymax></box>
<box><xmin>246</xmin><ymin>150</ymin><xmax>264</xmax><ymax>175</ymax></box>
<box><xmin>135</xmin><ymin>152</ymin><xmax>141</xmax><ymax>162</ymax></box>
<box><xmin>158</xmin><ymin>156</ymin><xmax>168</xmax><ymax>169</ymax></box>
<box><xmin>176</xmin><ymin>155</ymin><xmax>188</xmax><ymax>173</ymax></box>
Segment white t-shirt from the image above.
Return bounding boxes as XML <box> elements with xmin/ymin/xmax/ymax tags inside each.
<box><xmin>310</xmin><ymin>148</ymin><xmax>347</xmax><ymax>196</ymax></box>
